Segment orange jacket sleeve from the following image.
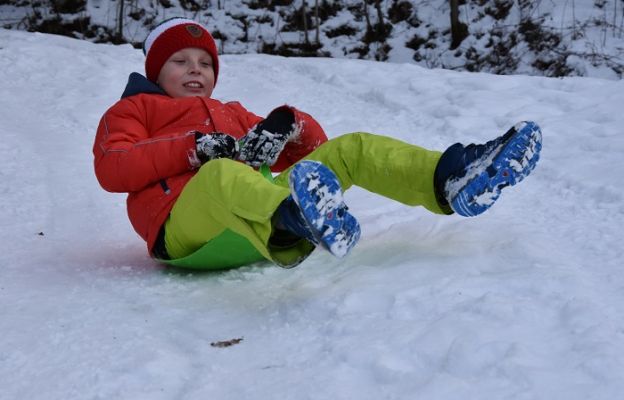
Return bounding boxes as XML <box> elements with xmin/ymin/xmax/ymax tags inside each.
<box><xmin>283</xmin><ymin>106</ymin><xmax>328</xmax><ymax>168</ymax></box>
<box><xmin>93</xmin><ymin>98</ymin><xmax>197</xmax><ymax>193</ymax></box>
<box><xmin>271</xmin><ymin>105</ymin><xmax>328</xmax><ymax>172</ymax></box>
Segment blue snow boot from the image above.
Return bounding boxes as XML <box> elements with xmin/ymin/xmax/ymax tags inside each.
<box><xmin>434</xmin><ymin>121</ymin><xmax>542</xmax><ymax>217</ymax></box>
<box><xmin>275</xmin><ymin>160</ymin><xmax>361</xmax><ymax>258</ymax></box>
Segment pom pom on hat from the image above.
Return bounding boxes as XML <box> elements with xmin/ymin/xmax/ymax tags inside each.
<box><xmin>143</xmin><ymin>18</ymin><xmax>219</xmax><ymax>85</ymax></box>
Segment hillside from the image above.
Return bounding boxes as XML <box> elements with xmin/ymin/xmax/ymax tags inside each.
<box><xmin>1</xmin><ymin>0</ymin><xmax>623</xmax><ymax>78</ymax></box>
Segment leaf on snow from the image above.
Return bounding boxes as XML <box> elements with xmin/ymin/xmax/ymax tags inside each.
<box><xmin>210</xmin><ymin>337</ymin><xmax>244</xmax><ymax>348</ymax></box>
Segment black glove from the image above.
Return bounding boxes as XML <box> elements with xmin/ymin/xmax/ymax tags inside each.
<box><xmin>195</xmin><ymin>132</ymin><xmax>239</xmax><ymax>164</ymax></box>
<box><xmin>237</xmin><ymin>108</ymin><xmax>297</xmax><ymax>167</ymax></box>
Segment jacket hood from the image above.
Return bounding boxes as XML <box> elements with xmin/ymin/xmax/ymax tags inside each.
<box><xmin>121</xmin><ymin>72</ymin><xmax>166</xmax><ymax>99</ymax></box>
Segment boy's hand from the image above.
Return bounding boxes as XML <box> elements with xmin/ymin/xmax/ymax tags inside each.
<box><xmin>195</xmin><ymin>132</ymin><xmax>239</xmax><ymax>164</ymax></box>
<box><xmin>238</xmin><ymin>109</ymin><xmax>297</xmax><ymax>167</ymax></box>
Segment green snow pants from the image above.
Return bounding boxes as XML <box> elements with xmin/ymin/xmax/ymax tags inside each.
<box><xmin>162</xmin><ymin>132</ymin><xmax>451</xmax><ymax>270</ymax></box>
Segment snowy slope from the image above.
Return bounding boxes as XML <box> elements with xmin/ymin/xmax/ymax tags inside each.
<box><xmin>1</xmin><ymin>28</ymin><xmax>624</xmax><ymax>400</ymax></box>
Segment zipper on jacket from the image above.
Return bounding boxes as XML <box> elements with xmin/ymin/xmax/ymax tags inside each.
<box><xmin>159</xmin><ymin>179</ymin><xmax>171</xmax><ymax>195</ymax></box>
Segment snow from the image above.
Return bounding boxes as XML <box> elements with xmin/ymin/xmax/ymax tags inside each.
<box><xmin>1</xmin><ymin>28</ymin><xmax>624</xmax><ymax>399</ymax></box>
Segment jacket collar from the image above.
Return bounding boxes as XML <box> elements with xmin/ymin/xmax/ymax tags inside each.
<box><xmin>121</xmin><ymin>72</ymin><xmax>166</xmax><ymax>99</ymax></box>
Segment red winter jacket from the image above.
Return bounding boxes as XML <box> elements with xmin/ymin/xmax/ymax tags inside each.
<box><xmin>93</xmin><ymin>74</ymin><xmax>328</xmax><ymax>254</ymax></box>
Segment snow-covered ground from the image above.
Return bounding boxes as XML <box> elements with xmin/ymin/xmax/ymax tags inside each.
<box><xmin>1</xmin><ymin>28</ymin><xmax>624</xmax><ymax>399</ymax></box>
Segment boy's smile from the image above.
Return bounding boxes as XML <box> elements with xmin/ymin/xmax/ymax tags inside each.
<box><xmin>157</xmin><ymin>47</ymin><xmax>215</xmax><ymax>98</ymax></box>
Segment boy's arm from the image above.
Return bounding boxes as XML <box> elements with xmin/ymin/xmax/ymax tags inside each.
<box><xmin>272</xmin><ymin>106</ymin><xmax>328</xmax><ymax>172</ymax></box>
<box><xmin>93</xmin><ymin>100</ymin><xmax>198</xmax><ymax>193</ymax></box>
<box><xmin>230</xmin><ymin>102</ymin><xmax>328</xmax><ymax>172</ymax></box>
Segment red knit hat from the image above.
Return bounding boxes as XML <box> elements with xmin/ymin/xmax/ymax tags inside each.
<box><xmin>143</xmin><ymin>18</ymin><xmax>219</xmax><ymax>85</ymax></box>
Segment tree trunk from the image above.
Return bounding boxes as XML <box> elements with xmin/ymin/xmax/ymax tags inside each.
<box><xmin>363</xmin><ymin>0</ymin><xmax>372</xmax><ymax>33</ymax></box>
<box><xmin>116</xmin><ymin>0</ymin><xmax>124</xmax><ymax>42</ymax></box>
<box><xmin>449</xmin><ymin>0</ymin><xmax>468</xmax><ymax>49</ymax></box>
<box><xmin>302</xmin><ymin>0</ymin><xmax>309</xmax><ymax>44</ymax></box>
<box><xmin>315</xmin><ymin>0</ymin><xmax>320</xmax><ymax>44</ymax></box>
<box><xmin>374</xmin><ymin>0</ymin><xmax>385</xmax><ymax>35</ymax></box>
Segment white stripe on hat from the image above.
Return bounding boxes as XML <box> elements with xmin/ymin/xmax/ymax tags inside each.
<box><xmin>144</xmin><ymin>18</ymin><xmax>198</xmax><ymax>56</ymax></box>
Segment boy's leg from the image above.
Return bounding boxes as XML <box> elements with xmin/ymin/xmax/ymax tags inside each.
<box><xmin>273</xmin><ymin>123</ymin><xmax>541</xmax><ymax>220</ymax></box>
<box><xmin>164</xmin><ymin>158</ymin><xmax>313</xmax><ymax>266</ymax></box>
<box><xmin>274</xmin><ymin>132</ymin><xmax>452</xmax><ymax>215</ymax></box>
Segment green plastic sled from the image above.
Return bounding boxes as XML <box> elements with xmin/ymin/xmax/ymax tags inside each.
<box><xmin>159</xmin><ymin>228</ymin><xmax>266</xmax><ymax>270</ymax></box>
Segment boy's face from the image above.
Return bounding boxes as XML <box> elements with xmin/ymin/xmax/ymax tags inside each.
<box><xmin>157</xmin><ymin>47</ymin><xmax>215</xmax><ymax>98</ymax></box>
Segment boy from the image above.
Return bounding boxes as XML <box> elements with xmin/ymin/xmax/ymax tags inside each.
<box><xmin>93</xmin><ymin>18</ymin><xmax>542</xmax><ymax>269</ymax></box>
